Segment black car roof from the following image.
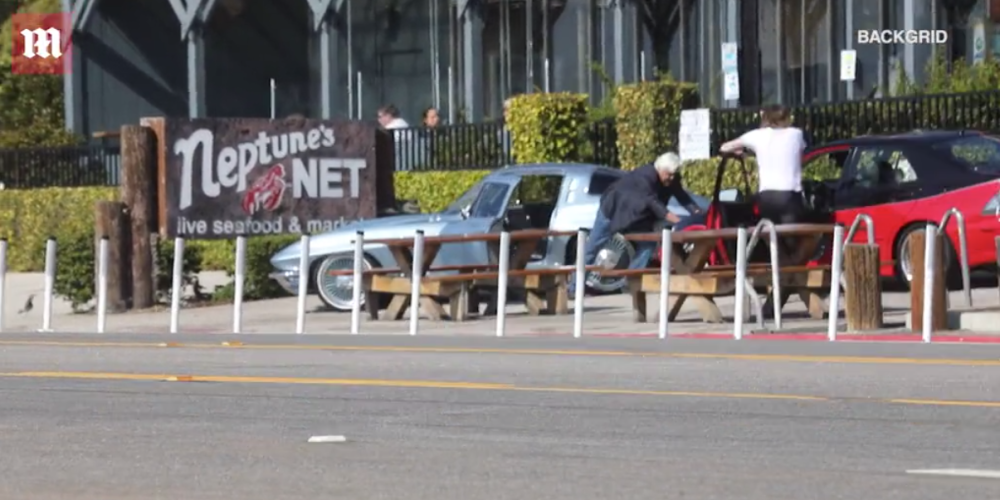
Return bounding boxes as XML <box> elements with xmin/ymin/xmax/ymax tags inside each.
<box><xmin>817</xmin><ymin>130</ymin><xmax>988</xmax><ymax>148</ymax></box>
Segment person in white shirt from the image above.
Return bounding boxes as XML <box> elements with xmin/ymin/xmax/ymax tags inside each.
<box><xmin>719</xmin><ymin>104</ymin><xmax>806</xmax><ymax>224</ymax></box>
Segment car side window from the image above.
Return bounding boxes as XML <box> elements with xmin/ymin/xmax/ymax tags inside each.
<box><xmin>469</xmin><ymin>182</ymin><xmax>511</xmax><ymax>218</ymax></box>
<box><xmin>852</xmin><ymin>147</ymin><xmax>917</xmax><ymax>188</ymax></box>
<box><xmin>803</xmin><ymin>150</ymin><xmax>848</xmax><ymax>182</ymax></box>
<box><xmin>510</xmin><ymin>175</ymin><xmax>563</xmax><ymax>205</ymax></box>
<box><xmin>587</xmin><ymin>173</ymin><xmax>619</xmax><ymax>195</ymax></box>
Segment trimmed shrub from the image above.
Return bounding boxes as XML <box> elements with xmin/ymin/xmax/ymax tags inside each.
<box><xmin>54</xmin><ymin>229</ymin><xmax>205</xmax><ymax>311</ymax></box>
<box><xmin>613</xmin><ymin>75</ymin><xmax>699</xmax><ymax>170</ymax></box>
<box><xmin>393</xmin><ymin>170</ymin><xmax>490</xmax><ymax>213</ymax></box>
<box><xmin>0</xmin><ymin>186</ymin><xmax>118</xmax><ymax>271</ymax></box>
<box><xmin>680</xmin><ymin>155</ymin><xmax>842</xmax><ymax>197</ymax></box>
<box><xmin>506</xmin><ymin>92</ymin><xmax>590</xmax><ymax>164</ymax></box>
<box><xmin>219</xmin><ymin>234</ymin><xmax>300</xmax><ymax>301</ymax></box>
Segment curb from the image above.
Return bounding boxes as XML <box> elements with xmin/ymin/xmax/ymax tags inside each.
<box><xmin>529</xmin><ymin>332</ymin><xmax>1000</xmax><ymax>343</ymax></box>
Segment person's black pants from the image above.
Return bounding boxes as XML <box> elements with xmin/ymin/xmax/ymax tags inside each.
<box><xmin>757</xmin><ymin>190</ymin><xmax>806</xmax><ymax>225</ymax></box>
<box><xmin>756</xmin><ymin>190</ymin><xmax>806</xmax><ymax>261</ymax></box>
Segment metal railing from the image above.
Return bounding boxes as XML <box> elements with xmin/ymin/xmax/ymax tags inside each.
<box><xmin>938</xmin><ymin>208</ymin><xmax>971</xmax><ymax>307</ymax></box>
<box><xmin>744</xmin><ymin>219</ymin><xmax>782</xmax><ymax>331</ymax></box>
<box><xmin>708</xmin><ymin>89</ymin><xmax>1000</xmax><ymax>150</ymax></box>
<box><xmin>845</xmin><ymin>214</ymin><xmax>875</xmax><ymax>244</ymax></box>
<box><xmin>0</xmin><ymin>143</ymin><xmax>121</xmax><ymax>188</ymax></box>
<box><xmin>390</xmin><ymin>118</ymin><xmax>620</xmax><ymax>171</ymax></box>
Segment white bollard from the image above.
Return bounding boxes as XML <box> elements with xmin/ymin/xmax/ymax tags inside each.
<box><xmin>922</xmin><ymin>223</ymin><xmax>936</xmax><ymax>343</ymax></box>
<box><xmin>733</xmin><ymin>226</ymin><xmax>748</xmax><ymax>340</ymax></box>
<box><xmin>827</xmin><ymin>224</ymin><xmax>845</xmax><ymax>341</ymax></box>
<box><xmin>41</xmin><ymin>237</ymin><xmax>56</xmax><ymax>332</ymax></box>
<box><xmin>409</xmin><ymin>230</ymin><xmax>425</xmax><ymax>336</ymax></box>
<box><xmin>96</xmin><ymin>236</ymin><xmax>109</xmax><ymax>334</ymax></box>
<box><xmin>0</xmin><ymin>238</ymin><xmax>7</xmax><ymax>332</ymax></box>
<box><xmin>295</xmin><ymin>234</ymin><xmax>311</xmax><ymax>334</ymax></box>
<box><xmin>767</xmin><ymin>228</ymin><xmax>783</xmax><ymax>331</ymax></box>
<box><xmin>350</xmin><ymin>231</ymin><xmax>364</xmax><ymax>335</ymax></box>
<box><xmin>658</xmin><ymin>228</ymin><xmax>672</xmax><ymax>340</ymax></box>
<box><xmin>573</xmin><ymin>228</ymin><xmax>587</xmax><ymax>339</ymax></box>
<box><xmin>233</xmin><ymin>235</ymin><xmax>247</xmax><ymax>334</ymax></box>
<box><xmin>169</xmin><ymin>237</ymin><xmax>185</xmax><ymax>334</ymax></box>
<box><xmin>495</xmin><ymin>231</ymin><xmax>511</xmax><ymax>337</ymax></box>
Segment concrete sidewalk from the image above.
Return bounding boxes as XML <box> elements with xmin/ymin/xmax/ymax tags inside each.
<box><xmin>4</xmin><ymin>271</ymin><xmax>999</xmax><ymax>337</ymax></box>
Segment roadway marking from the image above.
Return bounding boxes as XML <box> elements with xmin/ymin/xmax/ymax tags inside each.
<box><xmin>0</xmin><ymin>340</ymin><xmax>998</xmax><ymax>367</ymax></box>
<box><xmin>906</xmin><ymin>469</ymin><xmax>1000</xmax><ymax>479</ymax></box>
<box><xmin>1</xmin><ymin>370</ymin><xmax>999</xmax><ymax>408</ymax></box>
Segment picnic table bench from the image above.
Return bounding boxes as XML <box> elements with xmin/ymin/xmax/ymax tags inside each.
<box><xmin>356</xmin><ymin>229</ymin><xmax>601</xmax><ymax>321</ymax></box>
<box><xmin>599</xmin><ymin>224</ymin><xmax>838</xmax><ymax>323</ymax></box>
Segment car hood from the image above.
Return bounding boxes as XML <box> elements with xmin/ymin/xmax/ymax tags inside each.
<box><xmin>269</xmin><ymin>212</ymin><xmax>459</xmax><ymax>269</ymax></box>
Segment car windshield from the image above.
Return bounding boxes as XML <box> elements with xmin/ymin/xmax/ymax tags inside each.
<box><xmin>441</xmin><ymin>183</ymin><xmax>484</xmax><ymax>214</ymax></box>
<box><xmin>933</xmin><ymin>136</ymin><xmax>1000</xmax><ymax>174</ymax></box>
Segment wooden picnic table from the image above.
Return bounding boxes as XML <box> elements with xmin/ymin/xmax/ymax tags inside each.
<box><xmin>363</xmin><ymin>229</ymin><xmax>576</xmax><ymax>321</ymax></box>
<box><xmin>615</xmin><ymin>224</ymin><xmax>835</xmax><ymax>323</ymax></box>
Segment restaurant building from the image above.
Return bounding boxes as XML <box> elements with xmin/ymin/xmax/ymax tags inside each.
<box><xmin>63</xmin><ymin>0</ymin><xmax>999</xmax><ymax>137</ymax></box>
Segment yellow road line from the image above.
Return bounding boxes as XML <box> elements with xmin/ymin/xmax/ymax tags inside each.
<box><xmin>0</xmin><ymin>340</ymin><xmax>998</xmax><ymax>367</ymax></box>
<box><xmin>1</xmin><ymin>370</ymin><xmax>998</xmax><ymax>408</ymax></box>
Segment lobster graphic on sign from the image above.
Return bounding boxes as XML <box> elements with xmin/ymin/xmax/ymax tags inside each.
<box><xmin>242</xmin><ymin>163</ymin><xmax>287</xmax><ymax>215</ymax></box>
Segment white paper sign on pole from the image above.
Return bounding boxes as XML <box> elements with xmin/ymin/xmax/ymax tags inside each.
<box><xmin>723</xmin><ymin>72</ymin><xmax>740</xmax><ymax>101</ymax></box>
<box><xmin>679</xmin><ymin>109</ymin><xmax>711</xmax><ymax>162</ymax></box>
<box><xmin>721</xmin><ymin>43</ymin><xmax>738</xmax><ymax>73</ymax></box>
<box><xmin>840</xmin><ymin>50</ymin><xmax>857</xmax><ymax>81</ymax></box>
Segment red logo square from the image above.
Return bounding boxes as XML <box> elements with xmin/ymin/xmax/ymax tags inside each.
<box><xmin>11</xmin><ymin>12</ymin><xmax>72</xmax><ymax>75</ymax></box>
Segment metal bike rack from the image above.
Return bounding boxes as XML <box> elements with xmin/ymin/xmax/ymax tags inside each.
<box><xmin>845</xmin><ymin>214</ymin><xmax>875</xmax><ymax>244</ymax></box>
<box><xmin>938</xmin><ymin>208</ymin><xmax>972</xmax><ymax>307</ymax></box>
<box><xmin>744</xmin><ymin>219</ymin><xmax>782</xmax><ymax>330</ymax></box>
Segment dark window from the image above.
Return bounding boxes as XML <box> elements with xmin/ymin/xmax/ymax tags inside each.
<box><xmin>587</xmin><ymin>173</ymin><xmax>620</xmax><ymax>195</ymax></box>
<box><xmin>932</xmin><ymin>136</ymin><xmax>1000</xmax><ymax>174</ymax></box>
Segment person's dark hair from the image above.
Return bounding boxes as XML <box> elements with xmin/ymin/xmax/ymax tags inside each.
<box><xmin>760</xmin><ymin>104</ymin><xmax>792</xmax><ymax>128</ymax></box>
<box><xmin>378</xmin><ymin>104</ymin><xmax>400</xmax><ymax>118</ymax></box>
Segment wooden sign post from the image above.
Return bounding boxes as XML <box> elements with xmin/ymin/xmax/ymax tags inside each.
<box><xmin>843</xmin><ymin>243</ymin><xmax>883</xmax><ymax>331</ymax></box>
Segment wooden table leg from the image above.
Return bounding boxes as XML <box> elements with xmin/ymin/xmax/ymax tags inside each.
<box><xmin>545</xmin><ymin>275</ymin><xmax>570</xmax><ymax>315</ymax></box>
<box><xmin>384</xmin><ymin>295</ymin><xmax>410</xmax><ymax>320</ymax></box>
<box><xmin>419</xmin><ymin>297</ymin><xmax>446</xmax><ymax>321</ymax></box>
<box><xmin>448</xmin><ymin>283</ymin><xmax>471</xmax><ymax>322</ymax></box>
<box><xmin>525</xmin><ymin>290</ymin><xmax>545</xmax><ymax>315</ymax></box>
<box><xmin>629</xmin><ymin>278</ymin><xmax>648</xmax><ymax>323</ymax></box>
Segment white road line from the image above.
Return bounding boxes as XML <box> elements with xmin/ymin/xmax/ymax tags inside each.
<box><xmin>308</xmin><ymin>435</ymin><xmax>347</xmax><ymax>444</ymax></box>
<box><xmin>906</xmin><ymin>469</ymin><xmax>1000</xmax><ymax>479</ymax></box>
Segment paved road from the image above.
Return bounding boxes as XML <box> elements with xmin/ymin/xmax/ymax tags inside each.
<box><xmin>0</xmin><ymin>334</ymin><xmax>999</xmax><ymax>499</ymax></box>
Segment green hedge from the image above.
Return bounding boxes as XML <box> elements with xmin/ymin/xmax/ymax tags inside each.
<box><xmin>506</xmin><ymin>92</ymin><xmax>590</xmax><ymax>164</ymax></box>
<box><xmin>613</xmin><ymin>75</ymin><xmax>699</xmax><ymax>170</ymax></box>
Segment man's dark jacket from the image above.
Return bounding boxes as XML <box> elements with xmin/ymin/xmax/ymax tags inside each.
<box><xmin>599</xmin><ymin>163</ymin><xmax>698</xmax><ymax>234</ymax></box>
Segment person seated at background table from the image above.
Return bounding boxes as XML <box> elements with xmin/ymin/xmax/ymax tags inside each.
<box><xmin>569</xmin><ymin>152</ymin><xmax>701</xmax><ymax>294</ymax></box>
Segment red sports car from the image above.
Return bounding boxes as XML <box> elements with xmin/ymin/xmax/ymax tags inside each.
<box><xmin>659</xmin><ymin>130</ymin><xmax>1000</xmax><ymax>285</ymax></box>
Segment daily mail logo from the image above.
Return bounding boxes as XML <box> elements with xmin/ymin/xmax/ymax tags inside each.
<box><xmin>11</xmin><ymin>12</ymin><xmax>72</xmax><ymax>75</ymax></box>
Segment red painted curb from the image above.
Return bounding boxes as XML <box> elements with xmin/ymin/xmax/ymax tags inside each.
<box><xmin>527</xmin><ymin>332</ymin><xmax>1000</xmax><ymax>343</ymax></box>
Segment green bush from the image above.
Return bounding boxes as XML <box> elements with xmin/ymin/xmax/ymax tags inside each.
<box><xmin>393</xmin><ymin>170</ymin><xmax>490</xmax><ymax>213</ymax></box>
<box><xmin>681</xmin><ymin>155</ymin><xmax>842</xmax><ymax>197</ymax></box>
<box><xmin>507</xmin><ymin>92</ymin><xmax>590</xmax><ymax>164</ymax></box>
<box><xmin>156</xmin><ymin>237</ymin><xmax>205</xmax><ymax>302</ymax></box>
<box><xmin>220</xmin><ymin>235</ymin><xmax>300</xmax><ymax>300</ymax></box>
<box><xmin>0</xmin><ymin>187</ymin><xmax>119</xmax><ymax>271</ymax></box>
<box><xmin>53</xmin><ymin>233</ymin><xmax>96</xmax><ymax>311</ymax></box>
<box><xmin>54</xmin><ymin>230</ymin><xmax>205</xmax><ymax>311</ymax></box>
<box><xmin>613</xmin><ymin>74</ymin><xmax>699</xmax><ymax>170</ymax></box>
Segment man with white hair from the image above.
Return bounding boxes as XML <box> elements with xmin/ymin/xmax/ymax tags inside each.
<box><xmin>570</xmin><ymin>152</ymin><xmax>701</xmax><ymax>294</ymax></box>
